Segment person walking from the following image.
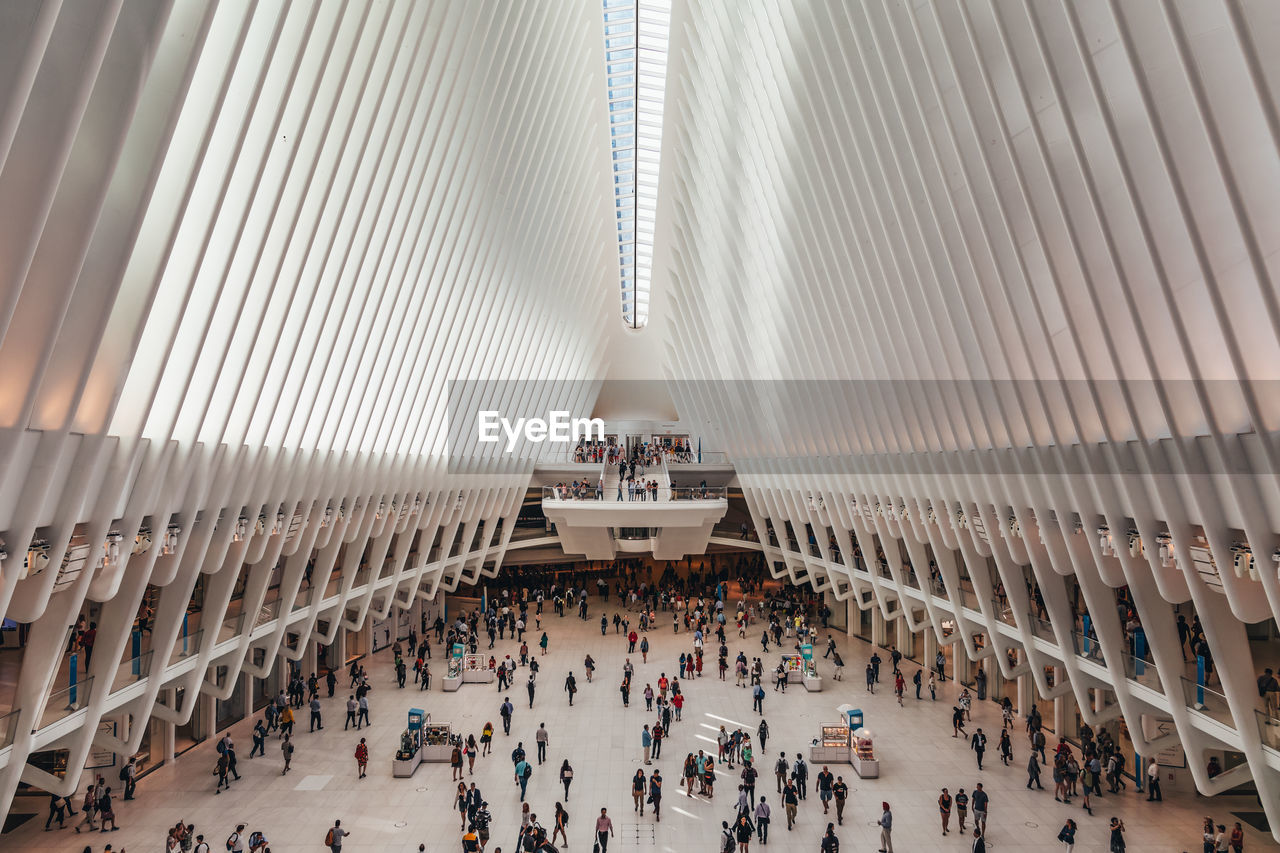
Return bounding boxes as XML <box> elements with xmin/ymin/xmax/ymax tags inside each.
<box><xmin>526</xmin><ymin>673</ymin><xmax>536</xmax><ymax>709</ymax></box>
<box><xmin>971</xmin><ymin>783</ymin><xmax>989</xmax><ymax>835</ymax></box>
<box><xmin>1146</xmin><ymin>760</ymin><xmax>1162</xmax><ymax>801</ymax></box>
<box><xmin>310</xmin><ymin>696</ymin><xmax>323</xmax><ymax>732</ymax></box>
<box><xmin>515</xmin><ymin>756</ymin><xmax>531</xmax><ymax>802</ymax></box>
<box><xmin>642</xmin><ymin>725</ymin><xmax>653</xmax><ymax>764</ymax></box>
<box><xmin>552</xmin><ymin>802</ymin><xmax>569</xmax><ymax>848</ymax></box>
<box><xmin>832</xmin><ymin>776</ymin><xmax>848</xmax><ymax>825</ymax></box>
<box><xmin>939</xmin><ymin>788</ymin><xmax>953</xmax><ymax>835</ymax></box>
<box><xmin>281</xmin><ymin>733</ymin><xmax>294</xmax><ymax>774</ymax></box>
<box><xmin>354</xmin><ymin>738</ymin><xmax>369</xmax><ymax>779</ymax></box>
<box><xmin>815</xmin><ymin>765</ymin><xmax>834</xmax><ymax>814</ymax></box>
<box><xmin>325</xmin><ymin>819</ymin><xmax>349</xmax><ymax>853</ymax></box>
<box><xmin>781</xmin><ymin>780</ymin><xmax>798</xmax><ymax>831</ymax></box>
<box><xmin>560</xmin><ymin>759</ymin><xmax>574</xmax><ymax>800</ymax></box>
<box><xmin>650</xmin><ymin>769</ymin><xmax>663</xmax><ymax>821</ymax></box>
<box><xmin>632</xmin><ymin>768</ymin><xmax>648</xmax><ymax>815</ymax></box>
<box><xmin>565</xmin><ymin>672</ymin><xmax>577</xmax><ymax>706</ymax></box>
<box><xmin>752</xmin><ymin>682</ymin><xmax>765</xmax><ymax>714</ymax></box>
<box><xmin>971</xmin><ymin>728</ymin><xmax>987</xmax><ymax>770</ymax></box>
<box><xmin>73</xmin><ymin>783</ymin><xmax>98</xmax><ymax>832</ymax></box>
<box><xmin>536</xmin><ymin>723</ymin><xmax>549</xmax><ymax>764</ymax></box>
<box><xmin>1027</xmin><ymin>752</ymin><xmax>1044</xmax><ymax>789</ymax></box>
<box><xmin>757</xmin><ymin>719</ymin><xmax>768</xmax><ymax>753</ymax></box>
<box><xmin>878</xmin><ymin>801</ymin><xmax>893</xmax><ymax>853</ymax></box>
<box><xmin>1057</xmin><ymin>818</ymin><xmax>1077</xmax><ymax>851</ymax></box>
<box><xmin>595</xmin><ymin>807</ymin><xmax>615</xmax><ymax>853</ymax></box>
<box><xmin>357</xmin><ymin>694</ymin><xmax>370</xmax><ymax>728</ymax></box>
<box><xmin>754</xmin><ymin>796</ymin><xmax>770</xmax><ymax>844</ymax></box>
<box><xmin>734</xmin><ymin>813</ymin><xmax>755</xmax><ymax>853</ymax></box>
<box><xmin>500</xmin><ymin>697</ymin><xmax>514</xmax><ymax>735</ymax></box>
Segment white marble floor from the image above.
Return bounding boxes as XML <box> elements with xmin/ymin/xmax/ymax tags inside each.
<box><xmin>7</xmin><ymin>601</ymin><xmax>1276</xmax><ymax>852</ymax></box>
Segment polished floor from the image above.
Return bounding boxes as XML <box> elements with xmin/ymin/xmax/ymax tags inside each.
<box><xmin>5</xmin><ymin>599</ymin><xmax>1276</xmax><ymax>852</ymax></box>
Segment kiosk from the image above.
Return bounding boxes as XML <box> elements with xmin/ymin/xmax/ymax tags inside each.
<box><xmin>851</xmin><ymin>727</ymin><xmax>878</xmax><ymax>778</ymax></box>
<box><xmin>393</xmin><ymin>708</ymin><xmax>426</xmax><ymax>777</ymax></box>
<box><xmin>810</xmin><ymin>723</ymin><xmax>852</xmax><ymax>764</ymax></box>
<box><xmin>442</xmin><ymin>644</ymin><xmax>465</xmax><ymax>692</ymax></box>
<box><xmin>419</xmin><ymin>721</ymin><xmax>457</xmax><ymax>762</ymax></box>
<box><xmin>780</xmin><ymin>654</ymin><xmax>822</xmax><ymax>690</ymax></box>
<box><xmin>462</xmin><ymin>654</ymin><xmax>495</xmax><ymax>684</ymax></box>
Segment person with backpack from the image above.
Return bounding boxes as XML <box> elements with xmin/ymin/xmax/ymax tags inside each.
<box><xmin>325</xmin><ymin>819</ymin><xmax>349</xmax><ymax>853</ymax></box>
<box><xmin>247</xmin><ymin>829</ymin><xmax>269</xmax><ymax>853</ymax></box>
<box><xmin>225</xmin><ymin>823</ymin><xmax>246</xmax><ymax>853</ymax></box>
<box><xmin>194</xmin><ymin>833</ymin><xmax>210</xmax><ymax>853</ymax></box>
<box><xmin>355</xmin><ymin>738</ymin><xmax>369</xmax><ymax>779</ymax></box>
<box><xmin>720</xmin><ymin>820</ymin><xmax>736</xmax><ymax>853</ymax></box>
<box><xmin>821</xmin><ymin>823</ymin><xmax>839</xmax><ymax>853</ymax></box>
<box><xmin>500</xmin><ymin>697</ymin><xmax>514</xmax><ymax>735</ymax></box>
<box><xmin>515</xmin><ymin>756</ymin><xmax>532</xmax><ymax>801</ymax></box>
<box><xmin>121</xmin><ymin>757</ymin><xmax>137</xmax><ymax>799</ymax></box>
<box><xmin>214</xmin><ymin>749</ymin><xmax>231</xmax><ymax>794</ymax></box>
<box><xmin>560</xmin><ymin>759</ymin><xmax>574</xmax><ymax>800</ymax></box>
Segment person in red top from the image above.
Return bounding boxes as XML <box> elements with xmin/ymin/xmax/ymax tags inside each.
<box><xmin>695</xmin><ymin>655</ymin><xmax>704</xmax><ymax>678</ymax></box>
<box><xmin>672</xmin><ymin>692</ymin><xmax>684</xmax><ymax>721</ymax></box>
<box><xmin>658</xmin><ymin>675</ymin><xmax>669</xmax><ymax>699</ymax></box>
<box><xmin>628</xmin><ymin>630</ymin><xmax>639</xmax><ymax>653</ymax></box>
<box><xmin>354</xmin><ymin>738</ymin><xmax>369</xmax><ymax>779</ymax></box>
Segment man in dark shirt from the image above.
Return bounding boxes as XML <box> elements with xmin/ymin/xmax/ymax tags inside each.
<box><xmin>832</xmin><ymin>776</ymin><xmax>849</xmax><ymax>825</ymax></box>
<box><xmin>970</xmin><ymin>728</ymin><xmax>987</xmax><ymax>770</ymax></box>
<box><xmin>971</xmin><ymin>783</ymin><xmax>989</xmax><ymax>835</ymax></box>
<box><xmin>816</xmin><ymin>766</ymin><xmax>835</xmax><ymax>814</ymax></box>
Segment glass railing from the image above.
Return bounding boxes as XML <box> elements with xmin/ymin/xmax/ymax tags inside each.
<box><xmin>995</xmin><ymin>601</ymin><xmax>1018</xmax><ymax>627</ymax></box>
<box><xmin>667</xmin><ymin>450</ymin><xmax>729</xmax><ymax>464</ymax></box>
<box><xmin>784</xmin><ymin>538</ymin><xmax>799</xmax><ymax>553</ymax></box>
<box><xmin>0</xmin><ymin>708</ymin><xmax>19</xmax><ymax>749</ymax></box>
<box><xmin>767</xmin><ymin>532</ymin><xmax>779</xmax><ymax>546</ymax></box>
<box><xmin>808</xmin><ymin>543</ymin><xmax>821</xmax><ymax>557</ymax></box>
<box><xmin>929</xmin><ymin>578</ymin><xmax>948</xmax><ymax>598</ymax></box>
<box><xmin>1256</xmin><ymin>710</ymin><xmax>1280</xmax><ymax>752</ymax></box>
<box><xmin>1181</xmin><ymin>676</ymin><xmax>1234</xmax><ymax>728</ymax></box>
<box><xmin>1029</xmin><ymin>616</ymin><xmax>1055</xmax><ymax>642</ymax></box>
<box><xmin>542</xmin><ymin>485</ymin><xmax>603</xmax><ymax>500</ymax></box>
<box><xmin>169</xmin><ymin>628</ymin><xmax>204</xmax><ymax>665</ymax></box>
<box><xmin>218</xmin><ymin>611</ymin><xmax>245</xmax><ymax>644</ymax></box>
<box><xmin>902</xmin><ymin>570</ymin><xmax>920</xmax><ymax>589</ymax></box>
<box><xmin>254</xmin><ymin>598</ymin><xmax>281</xmax><ymax>629</ymax></box>
<box><xmin>40</xmin><ymin>678</ymin><xmax>94</xmax><ymax>730</ymax></box>
<box><xmin>670</xmin><ymin>486</ymin><xmax>726</xmax><ymax>500</ymax></box>
<box><xmin>1121</xmin><ymin>652</ymin><xmax>1161</xmax><ymax>692</ymax></box>
<box><xmin>957</xmin><ymin>585</ymin><xmax>981</xmax><ymax>611</ymax></box>
<box><xmin>830</xmin><ymin>548</ymin><xmax>843</xmax><ymax>564</ymax></box>
<box><xmin>1072</xmin><ymin>631</ymin><xmax>1106</xmax><ymax>664</ymax></box>
<box><xmin>110</xmin><ymin>649</ymin><xmax>153</xmax><ymax>694</ymax></box>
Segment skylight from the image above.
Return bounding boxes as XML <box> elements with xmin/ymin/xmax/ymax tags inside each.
<box><xmin>603</xmin><ymin>0</ymin><xmax>670</xmax><ymax>330</ymax></box>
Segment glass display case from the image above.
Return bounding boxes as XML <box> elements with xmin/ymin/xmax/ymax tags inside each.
<box><xmin>852</xmin><ymin>728</ymin><xmax>878</xmax><ymax>778</ymax></box>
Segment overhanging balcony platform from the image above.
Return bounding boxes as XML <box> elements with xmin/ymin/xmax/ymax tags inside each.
<box><xmin>541</xmin><ymin>487</ymin><xmax>728</xmax><ymax>560</ymax></box>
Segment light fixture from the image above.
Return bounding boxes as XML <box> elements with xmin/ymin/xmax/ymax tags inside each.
<box><xmin>103</xmin><ymin>532</ymin><xmax>123</xmax><ymax>567</ymax></box>
<box><xmin>25</xmin><ymin>538</ymin><xmax>49</xmax><ymax>574</ymax></box>
<box><xmin>234</xmin><ymin>516</ymin><xmax>248</xmax><ymax>542</ymax></box>
<box><xmin>955</xmin><ymin>508</ymin><xmax>969</xmax><ymax>530</ymax></box>
<box><xmin>1007</xmin><ymin>514</ymin><xmax>1021</xmax><ymax>539</ymax></box>
<box><xmin>164</xmin><ymin>523</ymin><xmax>182</xmax><ymax>555</ymax></box>
<box><xmin>1128</xmin><ymin>529</ymin><xmax>1142</xmax><ymax>559</ymax></box>
<box><xmin>1097</xmin><ymin>525</ymin><xmax>1113</xmax><ymax>557</ymax></box>
<box><xmin>321</xmin><ymin>504</ymin><xmax>334</xmax><ymax>528</ymax></box>
<box><xmin>1156</xmin><ymin>532</ymin><xmax>1174</xmax><ymax>567</ymax></box>
<box><xmin>272</xmin><ymin>511</ymin><xmax>284</xmax><ymax>536</ymax></box>
<box><xmin>1231</xmin><ymin>543</ymin><xmax>1254</xmax><ymax>579</ymax></box>
<box><xmin>926</xmin><ymin>505</ymin><xmax>937</xmax><ymax>525</ymax></box>
<box><xmin>134</xmin><ymin>526</ymin><xmax>153</xmax><ymax>555</ymax></box>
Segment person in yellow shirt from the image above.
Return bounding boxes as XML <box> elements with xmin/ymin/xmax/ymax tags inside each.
<box><xmin>461</xmin><ymin>825</ymin><xmax>480</xmax><ymax>852</ymax></box>
<box><xmin>280</xmin><ymin>704</ymin><xmax>295</xmax><ymax>737</ymax></box>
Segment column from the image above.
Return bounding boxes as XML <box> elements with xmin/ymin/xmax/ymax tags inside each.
<box><xmin>872</xmin><ymin>608</ymin><xmax>887</xmax><ymax>647</ymax></box>
<box><xmin>1052</xmin><ymin>667</ymin><xmax>1065</xmax><ymax>734</ymax></box>
<box><xmin>845</xmin><ymin>598</ymin><xmax>855</xmax><ymax>637</ymax></box>
<box><xmin>1017</xmin><ymin>673</ymin><xmax>1030</xmax><ymax>719</ymax></box>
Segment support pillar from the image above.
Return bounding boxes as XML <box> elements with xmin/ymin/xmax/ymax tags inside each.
<box><xmin>872</xmin><ymin>608</ymin><xmax>887</xmax><ymax>647</ymax></box>
<box><xmin>1017</xmin><ymin>673</ymin><xmax>1031</xmax><ymax>719</ymax></box>
<box><xmin>845</xmin><ymin>598</ymin><xmax>855</xmax><ymax>637</ymax></box>
<box><xmin>1053</xmin><ymin>667</ymin><xmax>1066</xmax><ymax>734</ymax></box>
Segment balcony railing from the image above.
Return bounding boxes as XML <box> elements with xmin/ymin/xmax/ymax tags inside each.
<box><xmin>1256</xmin><ymin>710</ymin><xmax>1280</xmax><ymax>752</ymax></box>
<box><xmin>0</xmin><ymin>708</ymin><xmax>19</xmax><ymax>749</ymax></box>
<box><xmin>110</xmin><ymin>649</ymin><xmax>153</xmax><ymax>695</ymax></box>
<box><xmin>669</xmin><ymin>486</ymin><xmax>726</xmax><ymax>500</ymax></box>
<box><xmin>1120</xmin><ymin>652</ymin><xmax>1161</xmax><ymax>692</ymax></box>
<box><xmin>543</xmin><ymin>486</ymin><xmax>603</xmax><ymax>501</ymax></box>
<box><xmin>1181</xmin><ymin>676</ymin><xmax>1234</xmax><ymax>728</ymax></box>
<box><xmin>40</xmin><ymin>678</ymin><xmax>94</xmax><ymax>730</ymax></box>
<box><xmin>666</xmin><ymin>450</ymin><xmax>729</xmax><ymax>464</ymax></box>
<box><xmin>168</xmin><ymin>628</ymin><xmax>204</xmax><ymax>665</ymax></box>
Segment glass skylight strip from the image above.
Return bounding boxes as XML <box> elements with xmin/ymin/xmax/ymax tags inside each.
<box><xmin>602</xmin><ymin>0</ymin><xmax>669</xmax><ymax>329</ymax></box>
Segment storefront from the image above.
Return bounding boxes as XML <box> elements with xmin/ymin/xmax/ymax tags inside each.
<box><xmin>174</xmin><ymin>687</ymin><xmax>208</xmax><ymax>755</ymax></box>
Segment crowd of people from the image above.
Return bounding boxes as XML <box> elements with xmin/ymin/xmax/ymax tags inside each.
<box><xmin>56</xmin><ymin>552</ymin><xmax>1259</xmax><ymax>853</ymax></box>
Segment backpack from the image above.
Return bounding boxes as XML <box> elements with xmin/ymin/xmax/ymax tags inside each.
<box><xmin>217</xmin><ymin>739</ymin><xmax>226</xmax><ymax>754</ymax></box>
<box><xmin>523</xmin><ymin>763</ymin><xmax>533</xmax><ymax>779</ymax></box>
<box><xmin>119</xmin><ymin>765</ymin><xmax>129</xmax><ymax>781</ymax></box>
<box><xmin>226</xmin><ymin>832</ymin><xmax>238</xmax><ymax>851</ymax></box>
<box><xmin>325</xmin><ymin>828</ymin><xmax>335</xmax><ymax>846</ymax></box>
<box><xmin>722</xmin><ymin>829</ymin><xmax>735</xmax><ymax>853</ymax></box>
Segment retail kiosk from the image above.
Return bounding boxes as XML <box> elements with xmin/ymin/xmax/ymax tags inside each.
<box><xmin>394</xmin><ymin>708</ymin><xmax>427</xmax><ymax>777</ymax></box>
